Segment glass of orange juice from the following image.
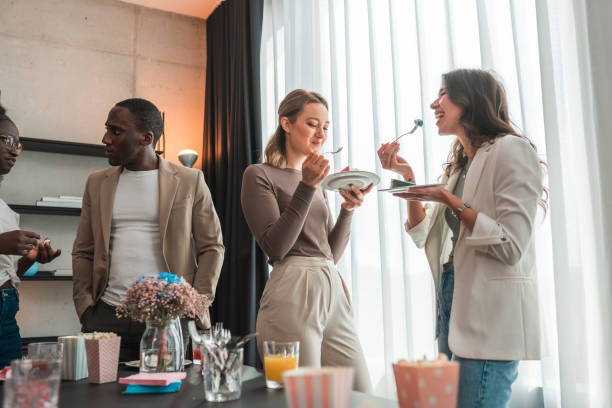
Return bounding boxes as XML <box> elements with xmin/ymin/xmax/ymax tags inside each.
<box><xmin>263</xmin><ymin>341</ymin><xmax>300</xmax><ymax>389</ymax></box>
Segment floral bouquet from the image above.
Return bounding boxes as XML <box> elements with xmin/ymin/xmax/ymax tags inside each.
<box><xmin>116</xmin><ymin>272</ymin><xmax>211</xmax><ymax>372</ymax></box>
<box><xmin>116</xmin><ymin>272</ymin><xmax>210</xmax><ymax>324</ymax></box>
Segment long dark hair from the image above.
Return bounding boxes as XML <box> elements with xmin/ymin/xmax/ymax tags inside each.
<box><xmin>442</xmin><ymin>69</ymin><xmax>547</xmax><ymax>211</ymax></box>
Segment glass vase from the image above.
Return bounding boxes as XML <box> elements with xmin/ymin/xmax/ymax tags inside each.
<box><xmin>139</xmin><ymin>320</ymin><xmax>183</xmax><ymax>372</ymax></box>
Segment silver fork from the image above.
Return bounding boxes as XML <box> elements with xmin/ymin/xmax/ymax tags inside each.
<box><xmin>394</xmin><ymin>119</ymin><xmax>423</xmax><ymax>142</ymax></box>
<box><xmin>213</xmin><ymin>322</ymin><xmax>223</xmax><ymax>342</ymax></box>
<box><xmin>322</xmin><ymin>146</ymin><xmax>343</xmax><ymax>155</ymax></box>
<box><xmin>219</xmin><ymin>328</ymin><xmax>231</xmax><ymax>347</ymax></box>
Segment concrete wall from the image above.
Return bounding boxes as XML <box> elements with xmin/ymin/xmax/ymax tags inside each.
<box><xmin>0</xmin><ymin>0</ymin><xmax>207</xmax><ymax>338</ymax></box>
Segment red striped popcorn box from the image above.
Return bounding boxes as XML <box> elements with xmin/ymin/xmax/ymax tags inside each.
<box><xmin>282</xmin><ymin>367</ymin><xmax>354</xmax><ymax>408</ymax></box>
<box><xmin>393</xmin><ymin>359</ymin><xmax>459</xmax><ymax>408</ymax></box>
<box><xmin>58</xmin><ymin>336</ymin><xmax>88</xmax><ymax>380</ymax></box>
<box><xmin>85</xmin><ymin>337</ymin><xmax>121</xmax><ymax>384</ymax></box>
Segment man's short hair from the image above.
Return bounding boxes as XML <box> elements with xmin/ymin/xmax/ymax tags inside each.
<box><xmin>115</xmin><ymin>98</ymin><xmax>163</xmax><ymax>145</ymax></box>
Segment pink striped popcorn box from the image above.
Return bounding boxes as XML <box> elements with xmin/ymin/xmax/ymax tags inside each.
<box><xmin>57</xmin><ymin>336</ymin><xmax>88</xmax><ymax>380</ymax></box>
<box><xmin>393</xmin><ymin>361</ymin><xmax>459</xmax><ymax>408</ymax></box>
<box><xmin>84</xmin><ymin>337</ymin><xmax>121</xmax><ymax>384</ymax></box>
<box><xmin>282</xmin><ymin>367</ymin><xmax>354</xmax><ymax>408</ymax></box>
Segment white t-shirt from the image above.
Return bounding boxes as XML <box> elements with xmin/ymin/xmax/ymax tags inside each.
<box><xmin>0</xmin><ymin>198</ymin><xmax>20</xmax><ymax>288</ymax></box>
<box><xmin>101</xmin><ymin>169</ymin><xmax>167</xmax><ymax>306</ymax></box>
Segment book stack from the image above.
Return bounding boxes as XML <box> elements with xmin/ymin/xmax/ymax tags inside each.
<box><xmin>119</xmin><ymin>372</ymin><xmax>186</xmax><ymax>394</ymax></box>
<box><xmin>36</xmin><ymin>195</ymin><xmax>82</xmax><ymax>208</ymax></box>
<box><xmin>54</xmin><ymin>269</ymin><xmax>73</xmax><ymax>277</ymax></box>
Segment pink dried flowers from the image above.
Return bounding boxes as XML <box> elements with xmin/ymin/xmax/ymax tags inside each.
<box><xmin>116</xmin><ymin>272</ymin><xmax>211</xmax><ymax>324</ymax></box>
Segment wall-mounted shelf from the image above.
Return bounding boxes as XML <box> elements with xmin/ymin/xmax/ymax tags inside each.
<box><xmin>21</xmin><ymin>137</ymin><xmax>106</xmax><ymax>157</ymax></box>
<box><xmin>21</xmin><ymin>137</ymin><xmax>163</xmax><ymax>157</ymax></box>
<box><xmin>22</xmin><ymin>275</ymin><xmax>72</xmax><ymax>281</ymax></box>
<box><xmin>8</xmin><ymin>204</ymin><xmax>81</xmax><ymax>216</ymax></box>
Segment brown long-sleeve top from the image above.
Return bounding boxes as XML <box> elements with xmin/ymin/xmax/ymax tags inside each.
<box><xmin>241</xmin><ymin>163</ymin><xmax>353</xmax><ymax>265</ymax></box>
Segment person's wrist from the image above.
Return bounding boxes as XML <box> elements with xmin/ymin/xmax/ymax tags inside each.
<box><xmin>453</xmin><ymin>202</ymin><xmax>471</xmax><ymax>219</ymax></box>
<box><xmin>300</xmin><ymin>178</ymin><xmax>316</xmax><ymax>188</ymax></box>
<box><xmin>341</xmin><ymin>202</ymin><xmax>354</xmax><ymax>212</ymax></box>
<box><xmin>443</xmin><ymin>191</ymin><xmax>459</xmax><ymax>209</ymax></box>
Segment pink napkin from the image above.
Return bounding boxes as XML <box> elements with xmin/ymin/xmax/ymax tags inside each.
<box><xmin>119</xmin><ymin>372</ymin><xmax>187</xmax><ymax>386</ymax></box>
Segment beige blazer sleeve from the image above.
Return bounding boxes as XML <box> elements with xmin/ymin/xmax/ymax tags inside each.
<box><xmin>405</xmin><ymin>203</ymin><xmax>436</xmax><ymax>248</ymax></box>
<box><xmin>191</xmin><ymin>171</ymin><xmax>224</xmax><ymax>318</ymax></box>
<box><xmin>72</xmin><ymin>175</ymin><xmax>95</xmax><ymax>319</ymax></box>
<box><xmin>464</xmin><ymin>137</ymin><xmax>543</xmax><ymax>266</ymax></box>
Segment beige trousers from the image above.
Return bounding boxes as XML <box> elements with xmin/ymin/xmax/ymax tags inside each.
<box><xmin>256</xmin><ymin>256</ymin><xmax>372</xmax><ymax>393</ymax></box>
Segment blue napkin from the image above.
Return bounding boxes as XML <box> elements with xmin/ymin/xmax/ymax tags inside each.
<box><xmin>23</xmin><ymin>262</ymin><xmax>38</xmax><ymax>276</ymax></box>
<box><xmin>122</xmin><ymin>381</ymin><xmax>182</xmax><ymax>394</ymax></box>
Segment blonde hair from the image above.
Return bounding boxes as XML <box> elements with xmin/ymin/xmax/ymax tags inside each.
<box><xmin>264</xmin><ymin>89</ymin><xmax>328</xmax><ymax>168</ymax></box>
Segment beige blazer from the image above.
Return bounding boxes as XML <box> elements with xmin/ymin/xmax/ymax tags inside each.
<box><xmin>72</xmin><ymin>157</ymin><xmax>224</xmax><ymax>328</ymax></box>
<box><xmin>406</xmin><ymin>136</ymin><xmax>543</xmax><ymax>360</ymax></box>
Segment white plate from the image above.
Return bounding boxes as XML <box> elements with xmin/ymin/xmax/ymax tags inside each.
<box><xmin>124</xmin><ymin>359</ymin><xmax>192</xmax><ymax>369</ymax></box>
<box><xmin>378</xmin><ymin>183</ymin><xmax>446</xmax><ymax>193</ymax></box>
<box><xmin>321</xmin><ymin>171</ymin><xmax>380</xmax><ymax>191</ymax></box>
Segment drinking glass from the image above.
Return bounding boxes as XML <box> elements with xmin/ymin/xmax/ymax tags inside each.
<box><xmin>3</xmin><ymin>359</ymin><xmax>62</xmax><ymax>408</ymax></box>
<box><xmin>263</xmin><ymin>341</ymin><xmax>299</xmax><ymax>389</ymax></box>
<box><xmin>191</xmin><ymin>330</ymin><xmax>209</xmax><ymax>365</ymax></box>
<box><xmin>202</xmin><ymin>346</ymin><xmax>243</xmax><ymax>402</ymax></box>
<box><xmin>27</xmin><ymin>342</ymin><xmax>64</xmax><ymax>361</ymax></box>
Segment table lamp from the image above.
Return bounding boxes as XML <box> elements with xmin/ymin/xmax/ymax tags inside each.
<box><xmin>178</xmin><ymin>149</ymin><xmax>198</xmax><ymax>168</ymax></box>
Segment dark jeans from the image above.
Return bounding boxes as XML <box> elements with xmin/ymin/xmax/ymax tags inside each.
<box><xmin>437</xmin><ymin>262</ymin><xmax>518</xmax><ymax>407</ymax></box>
<box><xmin>81</xmin><ymin>300</ymin><xmax>145</xmax><ymax>362</ymax></box>
<box><xmin>437</xmin><ymin>262</ymin><xmax>455</xmax><ymax>360</ymax></box>
<box><xmin>0</xmin><ymin>288</ymin><xmax>22</xmax><ymax>368</ymax></box>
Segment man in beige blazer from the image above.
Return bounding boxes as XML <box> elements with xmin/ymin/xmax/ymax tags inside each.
<box><xmin>72</xmin><ymin>98</ymin><xmax>224</xmax><ymax>360</ymax></box>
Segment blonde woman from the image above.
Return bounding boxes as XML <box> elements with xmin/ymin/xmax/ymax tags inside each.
<box><xmin>241</xmin><ymin>89</ymin><xmax>373</xmax><ymax>392</ymax></box>
<box><xmin>378</xmin><ymin>69</ymin><xmax>545</xmax><ymax>406</ymax></box>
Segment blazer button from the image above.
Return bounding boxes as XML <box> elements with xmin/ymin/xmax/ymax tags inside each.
<box><xmin>501</xmin><ymin>237</ymin><xmax>507</xmax><ymax>241</ymax></box>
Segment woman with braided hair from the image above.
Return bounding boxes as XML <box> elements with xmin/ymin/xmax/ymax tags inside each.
<box><xmin>0</xmin><ymin>103</ymin><xmax>61</xmax><ymax>367</ymax></box>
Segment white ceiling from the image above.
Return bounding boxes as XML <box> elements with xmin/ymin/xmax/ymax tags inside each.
<box><xmin>119</xmin><ymin>0</ymin><xmax>222</xmax><ymax>19</ymax></box>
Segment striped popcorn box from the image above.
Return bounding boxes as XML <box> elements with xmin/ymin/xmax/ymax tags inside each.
<box><xmin>85</xmin><ymin>337</ymin><xmax>121</xmax><ymax>384</ymax></box>
<box><xmin>58</xmin><ymin>336</ymin><xmax>88</xmax><ymax>380</ymax></box>
<box><xmin>393</xmin><ymin>359</ymin><xmax>459</xmax><ymax>408</ymax></box>
<box><xmin>283</xmin><ymin>367</ymin><xmax>354</xmax><ymax>408</ymax></box>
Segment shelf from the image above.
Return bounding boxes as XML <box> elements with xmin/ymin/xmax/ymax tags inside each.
<box><xmin>21</xmin><ymin>137</ymin><xmax>164</xmax><ymax>157</ymax></box>
<box><xmin>21</xmin><ymin>137</ymin><xmax>106</xmax><ymax>157</ymax></box>
<box><xmin>8</xmin><ymin>204</ymin><xmax>81</xmax><ymax>216</ymax></box>
<box><xmin>21</xmin><ymin>275</ymin><xmax>72</xmax><ymax>281</ymax></box>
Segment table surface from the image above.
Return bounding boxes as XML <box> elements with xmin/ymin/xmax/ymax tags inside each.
<box><xmin>1</xmin><ymin>365</ymin><xmax>397</xmax><ymax>408</ymax></box>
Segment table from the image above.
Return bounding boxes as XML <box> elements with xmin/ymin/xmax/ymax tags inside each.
<box><xmin>1</xmin><ymin>365</ymin><xmax>397</xmax><ymax>407</ymax></box>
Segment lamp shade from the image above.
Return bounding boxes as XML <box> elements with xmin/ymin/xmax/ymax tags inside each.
<box><xmin>178</xmin><ymin>149</ymin><xmax>198</xmax><ymax>168</ymax></box>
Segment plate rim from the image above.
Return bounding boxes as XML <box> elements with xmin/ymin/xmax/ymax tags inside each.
<box><xmin>322</xmin><ymin>170</ymin><xmax>380</xmax><ymax>191</ymax></box>
<box><xmin>378</xmin><ymin>183</ymin><xmax>446</xmax><ymax>192</ymax></box>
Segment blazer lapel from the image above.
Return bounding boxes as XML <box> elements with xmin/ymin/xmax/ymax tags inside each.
<box><xmin>461</xmin><ymin>142</ymin><xmax>493</xmax><ymax>204</ymax></box>
<box><xmin>158</xmin><ymin>158</ymin><xmax>179</xmax><ymax>247</ymax></box>
<box><xmin>457</xmin><ymin>141</ymin><xmax>494</xmax><ymax>242</ymax></box>
<box><xmin>100</xmin><ymin>166</ymin><xmax>121</xmax><ymax>253</ymax></box>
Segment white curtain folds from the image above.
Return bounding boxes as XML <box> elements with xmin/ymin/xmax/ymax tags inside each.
<box><xmin>259</xmin><ymin>0</ymin><xmax>611</xmax><ymax>406</ymax></box>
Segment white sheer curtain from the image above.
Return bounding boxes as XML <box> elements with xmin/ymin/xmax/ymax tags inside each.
<box><xmin>535</xmin><ymin>0</ymin><xmax>612</xmax><ymax>406</ymax></box>
<box><xmin>259</xmin><ymin>0</ymin><xmax>611</xmax><ymax>406</ymax></box>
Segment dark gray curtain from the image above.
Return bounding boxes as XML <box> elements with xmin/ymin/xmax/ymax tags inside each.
<box><xmin>203</xmin><ymin>0</ymin><xmax>267</xmax><ymax>367</ymax></box>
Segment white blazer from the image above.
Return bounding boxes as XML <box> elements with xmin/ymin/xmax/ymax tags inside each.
<box><xmin>406</xmin><ymin>135</ymin><xmax>543</xmax><ymax>360</ymax></box>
